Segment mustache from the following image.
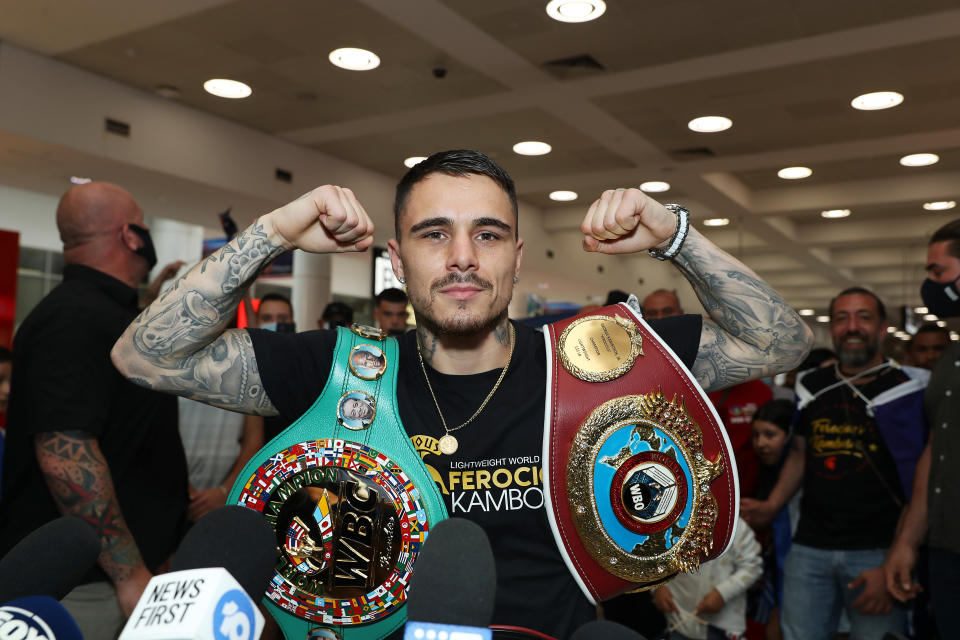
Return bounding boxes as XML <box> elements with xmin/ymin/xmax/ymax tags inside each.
<box><xmin>430</xmin><ymin>272</ymin><xmax>494</xmax><ymax>293</ymax></box>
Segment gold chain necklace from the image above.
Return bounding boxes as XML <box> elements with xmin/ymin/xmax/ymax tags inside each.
<box><xmin>416</xmin><ymin>323</ymin><xmax>515</xmax><ymax>455</ymax></box>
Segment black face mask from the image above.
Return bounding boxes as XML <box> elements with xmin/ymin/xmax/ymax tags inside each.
<box><xmin>921</xmin><ymin>277</ymin><xmax>960</xmax><ymax>318</ymax></box>
<box><xmin>128</xmin><ymin>224</ymin><xmax>158</xmax><ymax>270</ymax></box>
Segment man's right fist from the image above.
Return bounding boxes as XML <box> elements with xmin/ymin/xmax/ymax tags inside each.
<box><xmin>268</xmin><ymin>185</ymin><xmax>374</xmax><ymax>254</ymax></box>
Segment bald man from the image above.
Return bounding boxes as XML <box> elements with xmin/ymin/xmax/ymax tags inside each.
<box><xmin>642</xmin><ymin>288</ymin><xmax>684</xmax><ymax>319</ymax></box>
<box><xmin>0</xmin><ymin>182</ymin><xmax>188</xmax><ymax>639</ymax></box>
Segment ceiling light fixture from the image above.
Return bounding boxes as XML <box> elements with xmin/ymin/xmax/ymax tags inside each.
<box><xmin>513</xmin><ymin>141</ymin><xmax>552</xmax><ymax>156</ymax></box>
<box><xmin>639</xmin><ymin>181</ymin><xmax>670</xmax><ymax>193</ymax></box>
<box><xmin>821</xmin><ymin>209</ymin><xmax>851</xmax><ymax>219</ymax></box>
<box><xmin>69</xmin><ymin>176</ymin><xmax>92</xmax><ymax>185</ymax></box>
<box><xmin>816</xmin><ymin>315</ymin><xmax>830</xmax><ymax>323</ymax></box>
<box><xmin>937</xmin><ymin>320</ymin><xmax>948</xmax><ymax>327</ymax></box>
<box><xmin>403</xmin><ymin>156</ymin><xmax>427</xmax><ymax>168</ymax></box>
<box><xmin>687</xmin><ymin>116</ymin><xmax>732</xmax><ymax>133</ymax></box>
<box><xmin>900</xmin><ymin>153</ymin><xmax>939</xmax><ymax>167</ymax></box>
<box><xmin>952</xmin><ymin>332</ymin><xmax>959</xmax><ymax>341</ymax></box>
<box><xmin>702</xmin><ymin>218</ymin><xmax>730</xmax><ymax>227</ymax></box>
<box><xmin>850</xmin><ymin>91</ymin><xmax>903</xmax><ymax>111</ymax></box>
<box><xmin>545</xmin><ymin>0</ymin><xmax>606</xmax><ymax>23</ymax></box>
<box><xmin>799</xmin><ymin>309</ymin><xmax>815</xmax><ymax>316</ymax></box>
<box><xmin>328</xmin><ymin>47</ymin><xmax>380</xmax><ymax>71</ymax></box>
<box><xmin>203</xmin><ymin>78</ymin><xmax>252</xmax><ymax>99</ymax></box>
<box><xmin>887</xmin><ymin>326</ymin><xmax>897</xmax><ymax>333</ymax></box>
<box><xmin>549</xmin><ymin>190</ymin><xmax>578</xmax><ymax>202</ymax></box>
<box><xmin>778</xmin><ymin>166</ymin><xmax>812</xmax><ymax>180</ymax></box>
<box><xmin>924</xmin><ymin>314</ymin><xmax>939</xmax><ymax>321</ymax></box>
<box><xmin>923</xmin><ymin>201</ymin><xmax>957</xmax><ymax>211</ymax></box>
<box><xmin>915</xmin><ymin>307</ymin><xmax>929</xmax><ymax>314</ymax></box>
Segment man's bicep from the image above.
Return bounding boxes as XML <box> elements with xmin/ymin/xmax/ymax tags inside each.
<box><xmin>173</xmin><ymin>329</ymin><xmax>278</xmax><ymax>416</ymax></box>
<box><xmin>691</xmin><ymin>318</ymin><xmax>801</xmax><ymax>392</ymax></box>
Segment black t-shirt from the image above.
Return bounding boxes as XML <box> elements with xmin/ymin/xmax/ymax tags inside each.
<box><xmin>0</xmin><ymin>265</ymin><xmax>189</xmax><ymax>580</ymax></box>
<box><xmin>250</xmin><ymin>314</ymin><xmax>701</xmax><ymax>638</ymax></box>
<box><xmin>793</xmin><ymin>365</ymin><xmax>908</xmax><ymax>550</ymax></box>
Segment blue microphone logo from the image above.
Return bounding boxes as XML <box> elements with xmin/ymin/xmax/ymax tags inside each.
<box><xmin>212</xmin><ymin>590</ymin><xmax>255</xmax><ymax>640</ymax></box>
<box><xmin>0</xmin><ymin>605</ymin><xmax>56</xmax><ymax>640</ymax></box>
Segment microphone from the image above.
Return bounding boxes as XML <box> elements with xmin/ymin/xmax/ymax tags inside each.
<box><xmin>0</xmin><ymin>516</ymin><xmax>100</xmax><ymax>602</ymax></box>
<box><xmin>569</xmin><ymin>620</ymin><xmax>648</xmax><ymax>640</ymax></box>
<box><xmin>404</xmin><ymin>518</ymin><xmax>496</xmax><ymax>640</ymax></box>
<box><xmin>0</xmin><ymin>596</ymin><xmax>83</xmax><ymax>640</ymax></box>
<box><xmin>120</xmin><ymin>506</ymin><xmax>276</xmax><ymax>640</ymax></box>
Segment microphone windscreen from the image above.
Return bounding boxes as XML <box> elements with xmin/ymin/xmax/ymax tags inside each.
<box><xmin>0</xmin><ymin>516</ymin><xmax>100</xmax><ymax>601</ymax></box>
<box><xmin>570</xmin><ymin>620</ymin><xmax>648</xmax><ymax>640</ymax></box>
<box><xmin>0</xmin><ymin>595</ymin><xmax>83</xmax><ymax>640</ymax></box>
<box><xmin>169</xmin><ymin>505</ymin><xmax>277</xmax><ymax>600</ymax></box>
<box><xmin>406</xmin><ymin>518</ymin><xmax>496</xmax><ymax>627</ymax></box>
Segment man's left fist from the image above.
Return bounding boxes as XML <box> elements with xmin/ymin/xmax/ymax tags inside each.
<box><xmin>581</xmin><ymin>188</ymin><xmax>677</xmax><ymax>254</ymax></box>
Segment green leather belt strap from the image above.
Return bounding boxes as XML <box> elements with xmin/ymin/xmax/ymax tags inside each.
<box><xmin>228</xmin><ymin>325</ymin><xmax>448</xmax><ymax>640</ymax></box>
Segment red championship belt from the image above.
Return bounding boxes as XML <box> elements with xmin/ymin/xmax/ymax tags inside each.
<box><xmin>542</xmin><ymin>302</ymin><xmax>738</xmax><ymax>603</ymax></box>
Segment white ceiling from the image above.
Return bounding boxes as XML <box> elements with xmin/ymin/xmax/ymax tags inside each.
<box><xmin>2</xmin><ymin>0</ymin><xmax>960</xmax><ymax>315</ymax></box>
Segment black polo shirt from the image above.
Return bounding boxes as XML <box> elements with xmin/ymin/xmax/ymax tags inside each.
<box><xmin>0</xmin><ymin>265</ymin><xmax>188</xmax><ymax>581</ymax></box>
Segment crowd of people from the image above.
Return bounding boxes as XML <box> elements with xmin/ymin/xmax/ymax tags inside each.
<box><xmin>0</xmin><ymin>149</ymin><xmax>954</xmax><ymax>640</ymax></box>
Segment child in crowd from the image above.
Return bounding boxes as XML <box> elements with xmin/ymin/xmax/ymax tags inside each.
<box><xmin>748</xmin><ymin>399</ymin><xmax>799</xmax><ymax>640</ymax></box>
<box><xmin>653</xmin><ymin>517</ymin><xmax>762</xmax><ymax>640</ymax></box>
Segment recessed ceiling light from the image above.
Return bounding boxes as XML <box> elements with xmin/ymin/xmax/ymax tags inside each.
<box><xmin>952</xmin><ymin>331</ymin><xmax>959</xmax><ymax>341</ymax></box>
<box><xmin>545</xmin><ymin>0</ymin><xmax>606</xmax><ymax>23</ymax></box>
<box><xmin>549</xmin><ymin>190</ymin><xmax>578</xmax><ymax>202</ymax></box>
<box><xmin>688</xmin><ymin>116</ymin><xmax>732</xmax><ymax>133</ymax></box>
<box><xmin>403</xmin><ymin>156</ymin><xmax>427</xmax><ymax>168</ymax></box>
<box><xmin>821</xmin><ymin>209</ymin><xmax>851</xmax><ymax>219</ymax></box>
<box><xmin>203</xmin><ymin>78</ymin><xmax>251</xmax><ymax>99</ymax></box>
<box><xmin>900</xmin><ymin>153</ymin><xmax>939</xmax><ymax>167</ymax></box>
<box><xmin>513</xmin><ymin>141</ymin><xmax>552</xmax><ymax>156</ymax></box>
<box><xmin>816</xmin><ymin>315</ymin><xmax>830</xmax><ymax>323</ymax></box>
<box><xmin>937</xmin><ymin>320</ymin><xmax>948</xmax><ymax>327</ymax></box>
<box><xmin>328</xmin><ymin>47</ymin><xmax>380</xmax><ymax>71</ymax></box>
<box><xmin>887</xmin><ymin>326</ymin><xmax>897</xmax><ymax>333</ymax></box>
<box><xmin>924</xmin><ymin>314</ymin><xmax>939</xmax><ymax>321</ymax></box>
<box><xmin>702</xmin><ymin>218</ymin><xmax>730</xmax><ymax>227</ymax></box>
<box><xmin>639</xmin><ymin>181</ymin><xmax>670</xmax><ymax>193</ymax></box>
<box><xmin>799</xmin><ymin>309</ymin><xmax>815</xmax><ymax>316</ymax></box>
<box><xmin>850</xmin><ymin>91</ymin><xmax>903</xmax><ymax>111</ymax></box>
<box><xmin>778</xmin><ymin>166</ymin><xmax>812</xmax><ymax>180</ymax></box>
<box><xmin>923</xmin><ymin>201</ymin><xmax>956</xmax><ymax>211</ymax></box>
<box><xmin>915</xmin><ymin>306</ymin><xmax>929</xmax><ymax>314</ymax></box>
<box><xmin>69</xmin><ymin>176</ymin><xmax>92</xmax><ymax>185</ymax></box>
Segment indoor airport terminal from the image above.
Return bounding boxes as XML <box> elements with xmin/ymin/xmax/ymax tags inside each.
<box><xmin>1</xmin><ymin>2</ymin><xmax>959</xmax><ymax>639</ymax></box>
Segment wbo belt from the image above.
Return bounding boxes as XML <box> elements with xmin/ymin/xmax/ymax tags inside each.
<box><xmin>542</xmin><ymin>302</ymin><xmax>739</xmax><ymax>603</ymax></box>
<box><xmin>228</xmin><ymin>324</ymin><xmax>448</xmax><ymax>640</ymax></box>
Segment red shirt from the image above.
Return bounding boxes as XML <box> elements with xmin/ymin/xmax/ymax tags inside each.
<box><xmin>708</xmin><ymin>380</ymin><xmax>773</xmax><ymax>497</ymax></box>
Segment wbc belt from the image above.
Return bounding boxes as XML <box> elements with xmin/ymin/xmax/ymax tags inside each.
<box><xmin>228</xmin><ymin>324</ymin><xmax>448</xmax><ymax>640</ymax></box>
<box><xmin>542</xmin><ymin>302</ymin><xmax>738</xmax><ymax>603</ymax></box>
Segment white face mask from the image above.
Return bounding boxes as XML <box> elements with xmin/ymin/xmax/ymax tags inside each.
<box><xmin>260</xmin><ymin>322</ymin><xmax>279</xmax><ymax>332</ymax></box>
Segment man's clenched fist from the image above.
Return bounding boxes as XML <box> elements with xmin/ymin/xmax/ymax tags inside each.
<box><xmin>581</xmin><ymin>188</ymin><xmax>677</xmax><ymax>255</ymax></box>
<box><xmin>269</xmin><ymin>185</ymin><xmax>374</xmax><ymax>254</ymax></box>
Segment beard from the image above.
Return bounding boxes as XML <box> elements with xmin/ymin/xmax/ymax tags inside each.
<box><xmin>410</xmin><ymin>272</ymin><xmax>511</xmax><ymax>337</ymax></box>
<box><xmin>836</xmin><ymin>332</ymin><xmax>879</xmax><ymax>369</ymax></box>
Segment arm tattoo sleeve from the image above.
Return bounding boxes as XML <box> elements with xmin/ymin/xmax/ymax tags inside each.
<box><xmin>113</xmin><ymin>219</ymin><xmax>285</xmax><ymax>415</ymax></box>
<box><xmin>35</xmin><ymin>431</ymin><xmax>144</xmax><ymax>583</ymax></box>
<box><xmin>672</xmin><ymin>227</ymin><xmax>813</xmax><ymax>392</ymax></box>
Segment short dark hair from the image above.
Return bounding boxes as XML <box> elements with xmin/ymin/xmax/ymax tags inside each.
<box><xmin>930</xmin><ymin>219</ymin><xmax>960</xmax><ymax>259</ymax></box>
<box><xmin>322</xmin><ymin>301</ymin><xmax>354</xmax><ymax>323</ymax></box>
<box><xmin>0</xmin><ymin>345</ymin><xmax>10</xmax><ymax>364</ymax></box>
<box><xmin>912</xmin><ymin>322</ymin><xmax>951</xmax><ymax>341</ymax></box>
<box><xmin>828</xmin><ymin>286</ymin><xmax>886</xmax><ymax>322</ymax></box>
<box><xmin>752</xmin><ymin>399</ymin><xmax>795</xmax><ymax>434</ymax></box>
<box><xmin>258</xmin><ymin>292</ymin><xmax>292</xmax><ymax>313</ymax></box>
<box><xmin>393</xmin><ymin>149</ymin><xmax>518</xmax><ymax>240</ymax></box>
<box><xmin>375</xmin><ymin>287</ymin><xmax>407</xmax><ymax>306</ymax></box>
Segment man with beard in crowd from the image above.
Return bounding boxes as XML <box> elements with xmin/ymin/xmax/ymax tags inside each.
<box><xmin>741</xmin><ymin>287</ymin><xmax>928</xmax><ymax>639</ymax></box>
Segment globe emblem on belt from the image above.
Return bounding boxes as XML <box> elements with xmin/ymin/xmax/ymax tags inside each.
<box><xmin>609</xmin><ymin>450</ymin><xmax>688</xmax><ymax>536</ymax></box>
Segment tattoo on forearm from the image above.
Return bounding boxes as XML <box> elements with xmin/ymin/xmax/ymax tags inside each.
<box><xmin>118</xmin><ymin>219</ymin><xmax>284</xmax><ymax>415</ymax></box>
<box><xmin>673</xmin><ymin>230</ymin><xmax>811</xmax><ymax>391</ymax></box>
<box><xmin>35</xmin><ymin>431</ymin><xmax>144</xmax><ymax>582</ymax></box>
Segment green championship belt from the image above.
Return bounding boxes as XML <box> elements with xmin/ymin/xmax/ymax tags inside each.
<box><xmin>228</xmin><ymin>324</ymin><xmax>448</xmax><ymax>640</ymax></box>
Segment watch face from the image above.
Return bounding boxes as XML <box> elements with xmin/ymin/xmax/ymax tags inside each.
<box><xmin>237</xmin><ymin>439</ymin><xmax>430</xmax><ymax>625</ymax></box>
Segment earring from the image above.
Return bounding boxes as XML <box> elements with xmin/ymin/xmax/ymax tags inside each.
<box><xmin>398</xmin><ymin>277</ymin><xmax>405</xmax><ymax>284</ymax></box>
<box><xmin>513</xmin><ymin>275</ymin><xmax>519</xmax><ymax>284</ymax></box>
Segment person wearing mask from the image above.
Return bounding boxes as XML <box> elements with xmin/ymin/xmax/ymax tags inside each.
<box><xmin>0</xmin><ymin>182</ymin><xmax>188</xmax><ymax>639</ymax></box>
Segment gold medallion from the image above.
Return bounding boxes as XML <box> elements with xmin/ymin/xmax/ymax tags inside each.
<box><xmin>348</xmin><ymin>344</ymin><xmax>388</xmax><ymax>381</ymax></box>
<box><xmin>558</xmin><ymin>315</ymin><xmax>643</xmax><ymax>383</ymax></box>
<box><xmin>350</xmin><ymin>323</ymin><xmax>387</xmax><ymax>341</ymax></box>
<box><xmin>438</xmin><ymin>434</ymin><xmax>459</xmax><ymax>456</ymax></box>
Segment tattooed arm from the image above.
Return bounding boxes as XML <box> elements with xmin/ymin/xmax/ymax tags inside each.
<box><xmin>582</xmin><ymin>188</ymin><xmax>812</xmax><ymax>392</ymax></box>
<box><xmin>35</xmin><ymin>430</ymin><xmax>150</xmax><ymax>615</ymax></box>
<box><xmin>111</xmin><ymin>186</ymin><xmax>374</xmax><ymax>414</ymax></box>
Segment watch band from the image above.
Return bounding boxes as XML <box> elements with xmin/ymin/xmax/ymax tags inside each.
<box><xmin>648</xmin><ymin>204</ymin><xmax>690</xmax><ymax>261</ymax></box>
